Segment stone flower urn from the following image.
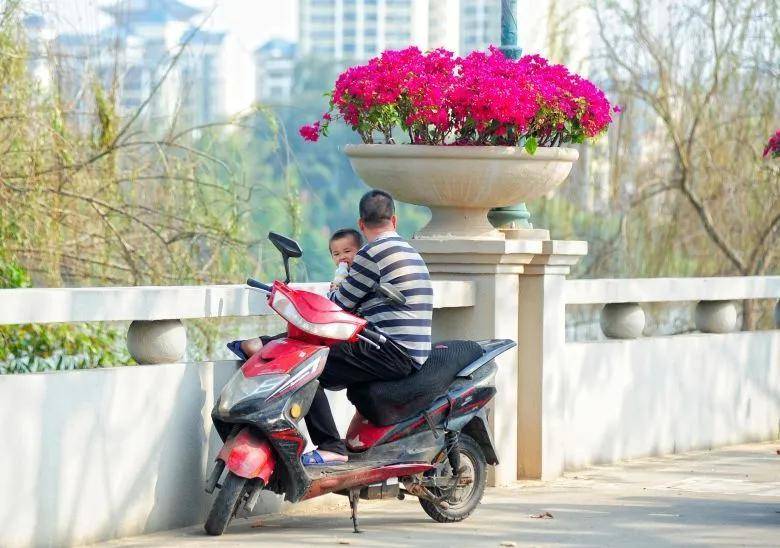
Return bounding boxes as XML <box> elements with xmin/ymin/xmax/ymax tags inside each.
<box><xmin>344</xmin><ymin>144</ymin><xmax>579</xmax><ymax>240</ymax></box>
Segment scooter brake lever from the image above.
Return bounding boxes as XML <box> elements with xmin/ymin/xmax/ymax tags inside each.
<box><xmin>357</xmin><ymin>334</ymin><xmax>380</xmax><ymax>349</ymax></box>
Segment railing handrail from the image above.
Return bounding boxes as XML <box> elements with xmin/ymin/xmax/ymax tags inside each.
<box><xmin>565</xmin><ymin>276</ymin><xmax>780</xmax><ymax>305</ymax></box>
<box><xmin>0</xmin><ymin>281</ymin><xmax>475</xmax><ymax>326</ymax></box>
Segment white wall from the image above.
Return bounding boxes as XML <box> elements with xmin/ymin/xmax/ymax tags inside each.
<box><xmin>0</xmin><ymin>359</ymin><xmax>359</xmax><ymax>547</ymax></box>
<box><xmin>0</xmin><ymin>361</ymin><xmax>235</xmax><ymax>546</ymax></box>
<box><xmin>563</xmin><ymin>331</ymin><xmax>780</xmax><ymax>470</ymax></box>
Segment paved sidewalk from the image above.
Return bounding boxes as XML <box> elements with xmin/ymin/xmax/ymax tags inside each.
<box><xmin>99</xmin><ymin>442</ymin><xmax>780</xmax><ymax>547</ymax></box>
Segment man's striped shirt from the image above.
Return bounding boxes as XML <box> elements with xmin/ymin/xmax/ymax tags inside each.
<box><xmin>329</xmin><ymin>231</ymin><xmax>432</xmax><ymax>365</ymax></box>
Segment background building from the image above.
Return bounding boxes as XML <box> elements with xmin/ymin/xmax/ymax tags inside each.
<box><xmin>47</xmin><ymin>0</ymin><xmax>254</xmax><ymax>129</ymax></box>
<box><xmin>254</xmin><ymin>39</ymin><xmax>297</xmax><ymax>103</ymax></box>
<box><xmin>459</xmin><ymin>0</ymin><xmax>500</xmax><ymax>54</ymax></box>
<box><xmin>298</xmin><ymin>0</ymin><xmax>429</xmax><ymax>60</ymax></box>
<box><xmin>427</xmin><ymin>0</ymin><xmax>460</xmax><ymax>51</ymax></box>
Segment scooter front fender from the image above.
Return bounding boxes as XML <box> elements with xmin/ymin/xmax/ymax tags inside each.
<box><xmin>218</xmin><ymin>427</ymin><xmax>276</xmax><ymax>481</ymax></box>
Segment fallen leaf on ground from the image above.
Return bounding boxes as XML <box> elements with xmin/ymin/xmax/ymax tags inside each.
<box><xmin>530</xmin><ymin>511</ymin><xmax>554</xmax><ymax>519</ymax></box>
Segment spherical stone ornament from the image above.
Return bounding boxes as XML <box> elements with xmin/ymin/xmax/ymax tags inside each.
<box><xmin>600</xmin><ymin>303</ymin><xmax>645</xmax><ymax>339</ymax></box>
<box><xmin>694</xmin><ymin>300</ymin><xmax>737</xmax><ymax>334</ymax></box>
<box><xmin>127</xmin><ymin>319</ymin><xmax>187</xmax><ymax>364</ymax></box>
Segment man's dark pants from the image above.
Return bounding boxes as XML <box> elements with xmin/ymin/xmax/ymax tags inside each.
<box><xmin>306</xmin><ymin>338</ymin><xmax>416</xmax><ymax>455</ymax></box>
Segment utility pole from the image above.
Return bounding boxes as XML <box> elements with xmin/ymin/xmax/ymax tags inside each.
<box><xmin>488</xmin><ymin>0</ymin><xmax>533</xmax><ymax>230</ymax></box>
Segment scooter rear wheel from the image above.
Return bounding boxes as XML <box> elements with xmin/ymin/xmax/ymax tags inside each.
<box><xmin>204</xmin><ymin>471</ymin><xmax>248</xmax><ymax>536</ymax></box>
<box><xmin>419</xmin><ymin>433</ymin><xmax>487</xmax><ymax>523</ymax></box>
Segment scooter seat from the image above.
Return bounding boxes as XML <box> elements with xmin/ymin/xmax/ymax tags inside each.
<box><xmin>346</xmin><ymin>340</ymin><xmax>484</xmax><ymax>426</ymax></box>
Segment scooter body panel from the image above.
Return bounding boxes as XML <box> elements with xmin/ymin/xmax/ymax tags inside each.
<box><xmin>241</xmin><ymin>339</ymin><xmax>324</xmax><ymax>376</ymax></box>
<box><xmin>344</xmin><ymin>360</ymin><xmax>499</xmax><ymax>453</ymax></box>
<box><xmin>302</xmin><ymin>462</ymin><xmax>434</xmax><ymax>500</ymax></box>
<box><xmin>218</xmin><ymin>427</ymin><xmax>277</xmax><ymax>482</ymax></box>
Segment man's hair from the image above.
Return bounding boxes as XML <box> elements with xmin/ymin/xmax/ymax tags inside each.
<box><xmin>359</xmin><ymin>190</ymin><xmax>395</xmax><ymax>228</ymax></box>
<box><xmin>329</xmin><ymin>227</ymin><xmax>363</xmax><ymax>250</ymax></box>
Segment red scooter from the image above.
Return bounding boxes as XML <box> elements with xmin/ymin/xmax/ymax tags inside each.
<box><xmin>204</xmin><ymin>232</ymin><xmax>515</xmax><ymax>535</ymax></box>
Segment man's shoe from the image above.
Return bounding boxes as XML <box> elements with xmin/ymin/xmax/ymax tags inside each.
<box><xmin>301</xmin><ymin>450</ymin><xmax>348</xmax><ymax>466</ymax></box>
<box><xmin>226</xmin><ymin>340</ymin><xmax>248</xmax><ymax>360</ymax></box>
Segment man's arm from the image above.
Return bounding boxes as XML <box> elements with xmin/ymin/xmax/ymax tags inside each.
<box><xmin>328</xmin><ymin>248</ymin><xmax>379</xmax><ymax>310</ymax></box>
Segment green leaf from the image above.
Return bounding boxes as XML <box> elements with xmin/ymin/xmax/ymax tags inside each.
<box><xmin>524</xmin><ymin>136</ymin><xmax>538</xmax><ymax>155</ymax></box>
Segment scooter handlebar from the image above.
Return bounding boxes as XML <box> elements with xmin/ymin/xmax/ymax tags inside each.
<box><xmin>246</xmin><ymin>278</ymin><xmax>272</xmax><ymax>292</ymax></box>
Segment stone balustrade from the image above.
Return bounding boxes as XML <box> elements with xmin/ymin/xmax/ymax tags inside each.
<box><xmin>565</xmin><ymin>276</ymin><xmax>780</xmax><ymax>338</ymax></box>
<box><xmin>558</xmin><ymin>275</ymin><xmax>780</xmax><ymax>475</ymax></box>
<box><xmin>0</xmin><ymin>279</ymin><xmax>477</xmax><ymax>546</ymax></box>
<box><xmin>1</xmin><ymin>272</ymin><xmax>778</xmax><ymax>546</ymax></box>
<box><xmin>0</xmin><ymin>281</ymin><xmax>476</xmax><ymax>364</ymax></box>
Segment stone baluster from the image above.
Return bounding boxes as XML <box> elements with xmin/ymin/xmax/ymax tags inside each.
<box><xmin>694</xmin><ymin>300</ymin><xmax>738</xmax><ymax>333</ymax></box>
<box><xmin>126</xmin><ymin>319</ymin><xmax>187</xmax><ymax>365</ymax></box>
<box><xmin>600</xmin><ymin>303</ymin><xmax>645</xmax><ymax>339</ymax></box>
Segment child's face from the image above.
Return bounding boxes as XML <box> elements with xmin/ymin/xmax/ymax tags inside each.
<box><xmin>330</xmin><ymin>236</ymin><xmax>359</xmax><ymax>266</ymax></box>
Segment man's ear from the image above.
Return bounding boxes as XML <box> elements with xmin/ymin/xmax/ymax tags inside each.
<box><xmin>358</xmin><ymin>218</ymin><xmax>366</xmax><ymax>233</ymax></box>
<box><xmin>390</xmin><ymin>215</ymin><xmax>398</xmax><ymax>229</ymax></box>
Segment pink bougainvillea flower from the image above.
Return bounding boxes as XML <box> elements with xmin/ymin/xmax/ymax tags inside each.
<box><xmin>764</xmin><ymin>130</ymin><xmax>780</xmax><ymax>158</ymax></box>
<box><xmin>299</xmin><ymin>122</ymin><xmax>320</xmax><ymax>142</ymax></box>
<box><xmin>299</xmin><ymin>47</ymin><xmax>615</xmax><ymax>148</ymax></box>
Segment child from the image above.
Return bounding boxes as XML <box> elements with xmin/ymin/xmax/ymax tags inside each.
<box><xmin>328</xmin><ymin>227</ymin><xmax>362</xmax><ymax>268</ymax></box>
<box><xmin>232</xmin><ymin>228</ymin><xmax>364</xmax><ymax>359</ymax></box>
<box><xmin>328</xmin><ymin>228</ymin><xmax>363</xmax><ymax>289</ymax></box>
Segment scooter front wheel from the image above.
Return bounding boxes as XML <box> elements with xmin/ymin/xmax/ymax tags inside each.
<box><xmin>204</xmin><ymin>471</ymin><xmax>248</xmax><ymax>535</ymax></box>
<box><xmin>419</xmin><ymin>433</ymin><xmax>487</xmax><ymax>523</ymax></box>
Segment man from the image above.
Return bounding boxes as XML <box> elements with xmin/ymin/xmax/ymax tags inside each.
<box><xmin>231</xmin><ymin>190</ymin><xmax>432</xmax><ymax>465</ymax></box>
<box><xmin>303</xmin><ymin>190</ymin><xmax>433</xmax><ymax>465</ymax></box>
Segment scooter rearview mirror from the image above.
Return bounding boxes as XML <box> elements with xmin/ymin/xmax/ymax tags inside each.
<box><xmin>268</xmin><ymin>232</ymin><xmax>302</xmax><ymax>283</ymax></box>
<box><xmin>268</xmin><ymin>232</ymin><xmax>302</xmax><ymax>258</ymax></box>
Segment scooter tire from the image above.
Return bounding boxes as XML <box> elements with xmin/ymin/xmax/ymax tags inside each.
<box><xmin>204</xmin><ymin>472</ymin><xmax>248</xmax><ymax>536</ymax></box>
<box><xmin>419</xmin><ymin>433</ymin><xmax>487</xmax><ymax>523</ymax></box>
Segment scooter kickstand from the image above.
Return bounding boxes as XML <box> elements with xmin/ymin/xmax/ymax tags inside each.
<box><xmin>348</xmin><ymin>489</ymin><xmax>362</xmax><ymax>534</ymax></box>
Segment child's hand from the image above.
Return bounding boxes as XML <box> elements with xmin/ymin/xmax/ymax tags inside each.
<box><xmin>329</xmin><ymin>282</ymin><xmax>338</xmax><ymax>293</ymax></box>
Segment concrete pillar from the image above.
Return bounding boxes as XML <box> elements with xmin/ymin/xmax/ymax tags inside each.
<box><xmin>417</xmin><ymin>238</ymin><xmax>536</xmax><ymax>486</ymax></box>
<box><xmin>126</xmin><ymin>319</ymin><xmax>187</xmax><ymax>365</ymax></box>
<box><xmin>416</xmin><ymin>238</ymin><xmax>586</xmax><ymax>484</ymax></box>
<box><xmin>517</xmin><ymin>240</ymin><xmax>587</xmax><ymax>480</ymax></box>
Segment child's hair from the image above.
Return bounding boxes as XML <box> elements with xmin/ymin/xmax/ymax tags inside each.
<box><xmin>329</xmin><ymin>228</ymin><xmax>363</xmax><ymax>250</ymax></box>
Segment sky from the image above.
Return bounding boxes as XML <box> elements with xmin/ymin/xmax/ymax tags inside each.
<box><xmin>31</xmin><ymin>0</ymin><xmax>298</xmax><ymax>54</ymax></box>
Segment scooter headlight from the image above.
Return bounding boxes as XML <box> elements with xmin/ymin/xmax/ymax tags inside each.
<box><xmin>270</xmin><ymin>291</ymin><xmax>359</xmax><ymax>340</ymax></box>
<box><xmin>217</xmin><ymin>349</ymin><xmax>328</xmax><ymax>413</ymax></box>
<box><xmin>218</xmin><ymin>371</ymin><xmax>288</xmax><ymax>413</ymax></box>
